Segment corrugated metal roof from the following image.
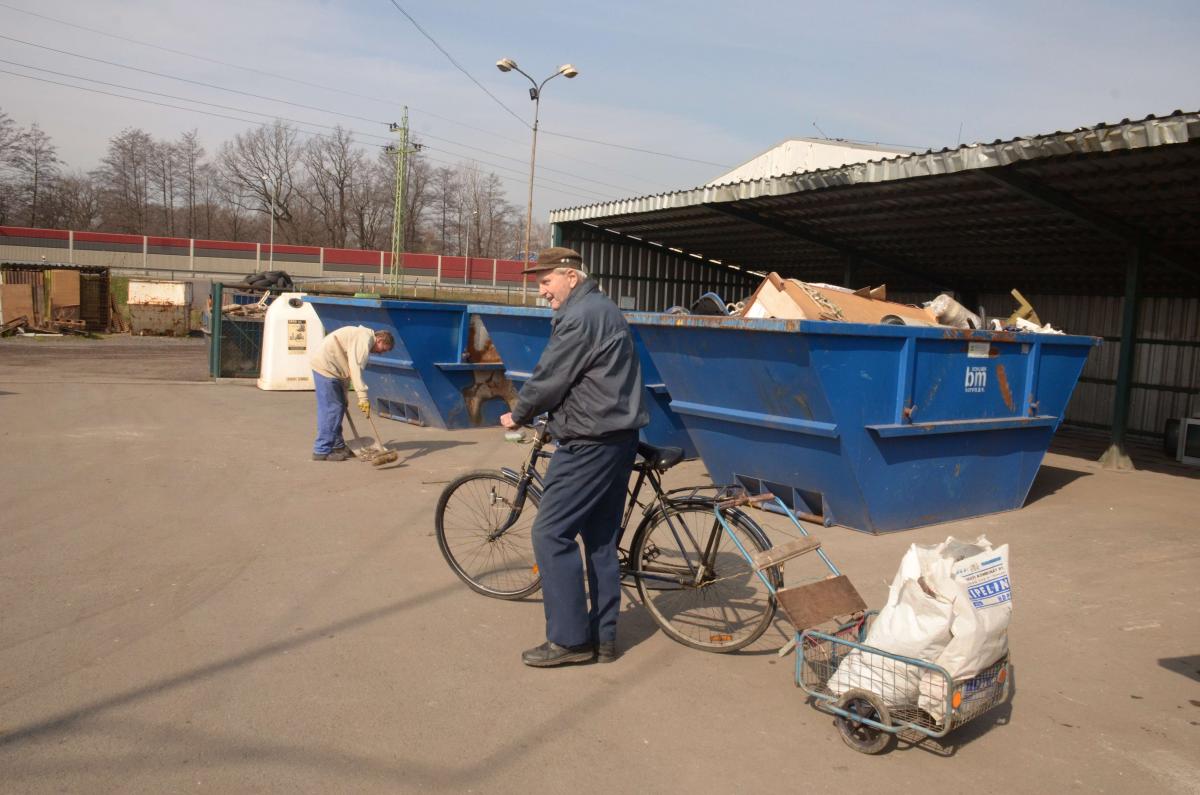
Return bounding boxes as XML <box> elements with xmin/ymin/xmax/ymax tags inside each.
<box><xmin>550</xmin><ymin>111</ymin><xmax>1200</xmax><ymax>296</ymax></box>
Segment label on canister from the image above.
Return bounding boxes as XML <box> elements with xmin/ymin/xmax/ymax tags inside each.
<box><xmin>287</xmin><ymin>319</ymin><xmax>307</xmax><ymax>354</ymax></box>
<box><xmin>968</xmin><ymin>341</ymin><xmax>991</xmax><ymax>358</ymax></box>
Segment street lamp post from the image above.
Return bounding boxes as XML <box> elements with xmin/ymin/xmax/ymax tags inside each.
<box><xmin>465</xmin><ymin>209</ymin><xmax>477</xmax><ymax>285</ymax></box>
<box><xmin>260</xmin><ymin>174</ymin><xmax>275</xmax><ymax>273</ymax></box>
<box><xmin>496</xmin><ymin>58</ymin><xmax>578</xmax><ymax>301</ymax></box>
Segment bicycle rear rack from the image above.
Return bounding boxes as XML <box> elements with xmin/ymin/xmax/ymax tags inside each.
<box><xmin>713</xmin><ymin>493</ymin><xmax>866</xmax><ymax>650</ymax></box>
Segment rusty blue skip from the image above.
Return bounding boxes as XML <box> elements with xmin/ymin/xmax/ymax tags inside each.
<box><xmin>628</xmin><ymin>313</ymin><xmax>1099</xmax><ymax>533</ymax></box>
<box><xmin>470</xmin><ymin>303</ymin><xmax>699</xmax><ymax>458</ymax></box>
<box><xmin>303</xmin><ymin>296</ymin><xmax>515</xmax><ymax>429</ymax></box>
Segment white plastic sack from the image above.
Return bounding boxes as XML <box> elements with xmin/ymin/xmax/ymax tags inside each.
<box><xmin>919</xmin><ymin>542</ymin><xmax>1011</xmax><ymax>722</ymax></box>
<box><xmin>828</xmin><ymin>536</ymin><xmax>1011</xmax><ymax>715</ymax></box>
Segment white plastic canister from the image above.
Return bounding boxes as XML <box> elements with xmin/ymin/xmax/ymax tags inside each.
<box><xmin>256</xmin><ymin>292</ymin><xmax>325</xmax><ymax>390</ymax></box>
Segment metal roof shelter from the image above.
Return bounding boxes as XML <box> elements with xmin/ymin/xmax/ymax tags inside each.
<box><xmin>549</xmin><ymin>110</ymin><xmax>1200</xmax><ymax>469</ymax></box>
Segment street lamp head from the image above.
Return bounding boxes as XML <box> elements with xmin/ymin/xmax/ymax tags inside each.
<box><xmin>496</xmin><ymin>58</ymin><xmax>517</xmax><ymax>73</ymax></box>
<box><xmin>558</xmin><ymin>64</ymin><xmax>579</xmax><ymax>78</ymax></box>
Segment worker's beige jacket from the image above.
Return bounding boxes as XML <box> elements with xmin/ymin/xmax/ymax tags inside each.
<box><xmin>310</xmin><ymin>325</ymin><xmax>376</xmax><ymax>397</ymax></box>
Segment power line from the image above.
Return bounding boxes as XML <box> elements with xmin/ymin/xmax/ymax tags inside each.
<box><xmin>0</xmin><ymin>36</ymin><xmax>636</xmax><ymax>197</ymax></box>
<box><xmin>0</xmin><ymin>67</ymin><xmax>614</xmax><ymax>203</ymax></box>
<box><xmin>384</xmin><ymin>0</ymin><xmax>528</xmax><ymax>129</ymax></box>
<box><xmin>0</xmin><ymin>57</ymin><xmax>390</xmax><ymax>141</ymax></box>
<box><xmin>539</xmin><ymin>129</ymin><xmax>732</xmax><ymax>168</ymax></box>
<box><xmin>418</xmin><ymin>151</ymin><xmax>601</xmax><ymax>204</ymax></box>
<box><xmin>411</xmin><ymin>127</ymin><xmax>644</xmax><ymax>194</ymax></box>
<box><xmin>379</xmin><ymin>3</ymin><xmax>733</xmax><ymax>171</ymax></box>
<box><xmin>0</xmin><ymin>3</ymin><xmax>720</xmax><ymax>179</ymax></box>
<box><xmin>0</xmin><ymin>57</ymin><xmax>614</xmax><ymax>201</ymax></box>
<box><xmin>416</xmin><ymin>144</ymin><xmax>611</xmax><ymax>200</ymax></box>
<box><xmin>0</xmin><ymin>1</ymin><xmax>399</xmax><ymax>110</ymax></box>
<box><xmin>0</xmin><ymin>33</ymin><xmax>388</xmax><ymax>126</ymax></box>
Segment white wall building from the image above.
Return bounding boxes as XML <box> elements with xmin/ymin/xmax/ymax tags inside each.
<box><xmin>707</xmin><ymin>138</ymin><xmax>913</xmax><ymax>186</ymax></box>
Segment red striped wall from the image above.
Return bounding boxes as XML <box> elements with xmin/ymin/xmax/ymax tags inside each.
<box><xmin>1</xmin><ymin>225</ymin><xmax>531</xmax><ymax>283</ymax></box>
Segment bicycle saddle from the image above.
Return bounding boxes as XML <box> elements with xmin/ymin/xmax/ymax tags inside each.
<box><xmin>636</xmin><ymin>441</ymin><xmax>684</xmax><ymax>471</ymax></box>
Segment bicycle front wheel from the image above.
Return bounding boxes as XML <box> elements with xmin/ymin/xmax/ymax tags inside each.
<box><xmin>435</xmin><ymin>470</ymin><xmax>541</xmax><ymax>600</ymax></box>
<box><xmin>632</xmin><ymin>503</ymin><xmax>778</xmax><ymax>652</ymax></box>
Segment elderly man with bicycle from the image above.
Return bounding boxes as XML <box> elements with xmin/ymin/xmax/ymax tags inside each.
<box><xmin>500</xmin><ymin>246</ymin><xmax>649</xmax><ymax>667</ymax></box>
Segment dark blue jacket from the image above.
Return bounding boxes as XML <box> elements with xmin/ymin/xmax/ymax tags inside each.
<box><xmin>511</xmin><ymin>279</ymin><xmax>649</xmax><ymax>440</ymax></box>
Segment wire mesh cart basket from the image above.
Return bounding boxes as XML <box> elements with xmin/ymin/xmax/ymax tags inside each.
<box><xmin>714</xmin><ymin>491</ymin><xmax>1011</xmax><ymax>755</ymax></box>
<box><xmin>799</xmin><ymin>614</ymin><xmax>1010</xmax><ymax>754</ymax></box>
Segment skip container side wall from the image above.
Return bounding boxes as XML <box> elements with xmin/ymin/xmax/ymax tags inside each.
<box><xmin>628</xmin><ymin>314</ymin><xmax>1098</xmax><ymax>533</ymax></box>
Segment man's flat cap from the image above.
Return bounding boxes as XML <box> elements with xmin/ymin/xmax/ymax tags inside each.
<box><xmin>521</xmin><ymin>246</ymin><xmax>584</xmax><ymax>274</ymax></box>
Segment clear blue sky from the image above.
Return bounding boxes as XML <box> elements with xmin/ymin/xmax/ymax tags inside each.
<box><xmin>2</xmin><ymin>0</ymin><xmax>1197</xmax><ymax>219</ymax></box>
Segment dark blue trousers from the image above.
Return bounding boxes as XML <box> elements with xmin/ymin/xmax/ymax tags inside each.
<box><xmin>532</xmin><ymin>431</ymin><xmax>639</xmax><ymax>648</ymax></box>
<box><xmin>312</xmin><ymin>371</ymin><xmax>347</xmax><ymax>455</ymax></box>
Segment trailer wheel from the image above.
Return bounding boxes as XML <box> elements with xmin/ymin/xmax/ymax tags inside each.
<box><xmin>835</xmin><ymin>689</ymin><xmax>894</xmax><ymax>755</ymax></box>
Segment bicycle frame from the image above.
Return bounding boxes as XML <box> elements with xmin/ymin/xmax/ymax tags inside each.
<box><xmin>495</xmin><ymin>425</ymin><xmax>751</xmax><ymax>589</ymax></box>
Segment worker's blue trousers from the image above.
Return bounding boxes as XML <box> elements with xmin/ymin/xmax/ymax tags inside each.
<box><xmin>531</xmin><ymin>431</ymin><xmax>640</xmax><ymax>648</ymax></box>
<box><xmin>312</xmin><ymin>371</ymin><xmax>347</xmax><ymax>455</ymax></box>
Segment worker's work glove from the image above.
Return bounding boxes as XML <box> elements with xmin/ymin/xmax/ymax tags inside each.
<box><xmin>358</xmin><ymin>398</ymin><xmax>371</xmax><ymax>418</ymax></box>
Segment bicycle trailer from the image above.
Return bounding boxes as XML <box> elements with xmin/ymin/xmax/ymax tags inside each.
<box><xmin>714</xmin><ymin>495</ymin><xmax>1011</xmax><ymax>754</ymax></box>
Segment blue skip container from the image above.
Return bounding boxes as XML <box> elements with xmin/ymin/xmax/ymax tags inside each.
<box><xmin>469</xmin><ymin>304</ymin><xmax>698</xmax><ymax>458</ymax></box>
<box><xmin>304</xmin><ymin>297</ymin><xmax>515</xmax><ymax>429</ymax></box>
<box><xmin>628</xmin><ymin>314</ymin><xmax>1098</xmax><ymax>533</ymax></box>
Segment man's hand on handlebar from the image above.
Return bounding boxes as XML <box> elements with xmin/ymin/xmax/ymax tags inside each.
<box><xmin>499</xmin><ymin>412</ymin><xmax>521</xmax><ymax>431</ymax></box>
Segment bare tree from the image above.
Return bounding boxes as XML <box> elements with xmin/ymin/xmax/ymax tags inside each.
<box><xmin>0</xmin><ymin>111</ymin><xmax>540</xmax><ymax>261</ymax></box>
<box><xmin>147</xmin><ymin>138</ymin><xmax>178</xmax><ymax>235</ymax></box>
<box><xmin>193</xmin><ymin>161</ymin><xmax>220</xmax><ymax>239</ymax></box>
<box><xmin>219</xmin><ymin>120</ymin><xmax>301</xmax><ymax>241</ymax></box>
<box><xmin>348</xmin><ymin>151</ymin><xmax>392</xmax><ymax>250</ymax></box>
<box><xmin>48</xmin><ymin>169</ymin><xmax>101</xmax><ymax>230</ymax></box>
<box><xmin>0</xmin><ymin>108</ymin><xmax>19</xmax><ymax>224</ymax></box>
<box><xmin>176</xmin><ymin>130</ymin><xmax>205</xmax><ymax>237</ymax></box>
<box><xmin>402</xmin><ymin>146</ymin><xmax>433</xmax><ymax>251</ymax></box>
<box><xmin>94</xmin><ymin>127</ymin><xmax>153</xmax><ymax>233</ymax></box>
<box><xmin>302</xmin><ymin>126</ymin><xmax>361</xmax><ymax>249</ymax></box>
<box><xmin>428</xmin><ymin>166</ymin><xmax>458</xmax><ymax>252</ymax></box>
<box><xmin>11</xmin><ymin>122</ymin><xmax>60</xmax><ymax>227</ymax></box>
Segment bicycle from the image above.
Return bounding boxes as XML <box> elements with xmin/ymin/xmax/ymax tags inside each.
<box><xmin>434</xmin><ymin>422</ymin><xmax>783</xmax><ymax>653</ymax></box>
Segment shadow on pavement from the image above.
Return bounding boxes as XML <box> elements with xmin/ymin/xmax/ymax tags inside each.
<box><xmin>1024</xmin><ymin>464</ymin><xmax>1090</xmax><ymax>505</ymax></box>
<box><xmin>1158</xmin><ymin>655</ymin><xmax>1200</xmax><ymax>683</ymax></box>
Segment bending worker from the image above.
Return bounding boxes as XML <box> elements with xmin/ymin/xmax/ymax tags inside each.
<box><xmin>500</xmin><ymin>247</ymin><xmax>648</xmax><ymax>667</ymax></box>
<box><xmin>310</xmin><ymin>325</ymin><xmax>394</xmax><ymax>461</ymax></box>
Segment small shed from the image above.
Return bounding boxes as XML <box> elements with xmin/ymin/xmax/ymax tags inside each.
<box><xmin>0</xmin><ymin>261</ymin><xmax>111</xmax><ymax>332</ymax></box>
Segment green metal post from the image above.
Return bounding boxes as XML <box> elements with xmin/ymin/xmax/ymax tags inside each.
<box><xmin>1099</xmin><ymin>246</ymin><xmax>1142</xmax><ymax>470</ymax></box>
<box><xmin>209</xmin><ymin>282</ymin><xmax>223</xmax><ymax>379</ymax></box>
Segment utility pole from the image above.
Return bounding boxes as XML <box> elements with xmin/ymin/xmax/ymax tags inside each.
<box><xmin>386</xmin><ymin>107</ymin><xmax>422</xmax><ymax>294</ymax></box>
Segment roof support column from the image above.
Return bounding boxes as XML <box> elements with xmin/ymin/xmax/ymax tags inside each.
<box><xmin>843</xmin><ymin>255</ymin><xmax>859</xmax><ymax>289</ymax></box>
<box><xmin>1098</xmin><ymin>245</ymin><xmax>1143</xmax><ymax>471</ymax></box>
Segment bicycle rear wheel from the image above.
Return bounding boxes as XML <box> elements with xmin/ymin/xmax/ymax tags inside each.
<box><xmin>632</xmin><ymin>503</ymin><xmax>778</xmax><ymax>652</ymax></box>
<box><xmin>435</xmin><ymin>470</ymin><xmax>541</xmax><ymax>600</ymax></box>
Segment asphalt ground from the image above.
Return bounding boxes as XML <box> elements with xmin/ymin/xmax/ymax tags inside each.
<box><xmin>1</xmin><ymin>337</ymin><xmax>1197</xmax><ymax>793</ymax></box>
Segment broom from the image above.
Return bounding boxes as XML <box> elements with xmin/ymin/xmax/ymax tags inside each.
<box><xmin>343</xmin><ymin>407</ymin><xmax>400</xmax><ymax>467</ymax></box>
